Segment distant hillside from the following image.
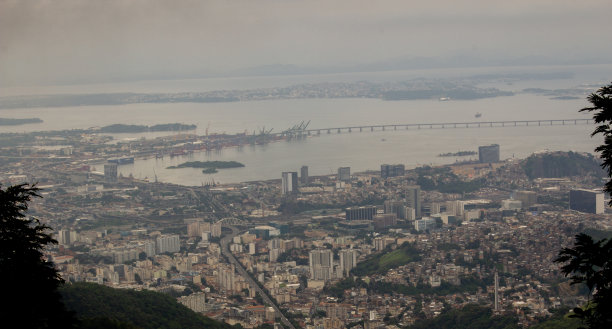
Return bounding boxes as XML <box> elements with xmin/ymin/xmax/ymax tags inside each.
<box><xmin>521</xmin><ymin>151</ymin><xmax>604</xmax><ymax>179</ymax></box>
<box><xmin>60</xmin><ymin>283</ymin><xmax>237</xmax><ymax>329</ymax></box>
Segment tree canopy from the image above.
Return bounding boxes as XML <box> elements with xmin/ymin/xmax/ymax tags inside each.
<box><xmin>580</xmin><ymin>83</ymin><xmax>612</xmax><ymax>205</ymax></box>
<box><xmin>0</xmin><ymin>184</ymin><xmax>75</xmax><ymax>328</ymax></box>
<box><xmin>555</xmin><ymin>83</ymin><xmax>612</xmax><ymax>328</ymax></box>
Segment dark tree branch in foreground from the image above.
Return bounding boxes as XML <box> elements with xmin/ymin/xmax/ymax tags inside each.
<box><xmin>580</xmin><ymin>83</ymin><xmax>612</xmax><ymax>206</ymax></box>
<box><xmin>0</xmin><ymin>184</ymin><xmax>75</xmax><ymax>328</ymax></box>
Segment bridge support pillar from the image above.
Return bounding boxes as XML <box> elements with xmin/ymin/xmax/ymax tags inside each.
<box><xmin>382</xmin><ymin>126</ymin><xmax>385</xmax><ymax>131</ymax></box>
<box><xmin>317</xmin><ymin>130</ymin><xmax>320</xmax><ymax>135</ymax></box>
<box><xmin>371</xmin><ymin>127</ymin><xmax>374</xmax><ymax>131</ymax></box>
<box><xmin>359</xmin><ymin>127</ymin><xmax>363</xmax><ymax>132</ymax></box>
<box><xmin>327</xmin><ymin>129</ymin><xmax>330</xmax><ymax>134</ymax></box>
<box><xmin>348</xmin><ymin>128</ymin><xmax>351</xmax><ymax>133</ymax></box>
<box><xmin>337</xmin><ymin>128</ymin><xmax>341</xmax><ymax>133</ymax></box>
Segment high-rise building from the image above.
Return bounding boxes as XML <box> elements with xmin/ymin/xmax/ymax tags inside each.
<box><xmin>337</xmin><ymin>167</ymin><xmax>351</xmax><ymax>182</ymax></box>
<box><xmin>300</xmin><ymin>166</ymin><xmax>309</xmax><ymax>185</ymax></box>
<box><xmin>414</xmin><ymin>218</ymin><xmax>437</xmax><ymax>232</ymax></box>
<box><xmin>281</xmin><ymin>171</ymin><xmax>298</xmax><ymax>195</ymax></box>
<box><xmin>187</xmin><ymin>221</ymin><xmax>204</xmax><ymax>237</ymax></box>
<box><xmin>339</xmin><ymin>249</ymin><xmax>358</xmax><ymax>277</ymax></box>
<box><xmin>218</xmin><ymin>264</ymin><xmax>236</xmax><ymax>292</ymax></box>
<box><xmin>445</xmin><ymin>200</ymin><xmax>465</xmax><ymax>217</ymax></box>
<box><xmin>569</xmin><ymin>189</ymin><xmax>605</xmax><ymax>214</ymax></box>
<box><xmin>211</xmin><ymin>221</ymin><xmax>222</xmax><ymax>238</ymax></box>
<box><xmin>345</xmin><ymin>206</ymin><xmax>377</xmax><ymax>220</ymax></box>
<box><xmin>381</xmin><ymin>164</ymin><xmax>405</xmax><ymax>178</ymax></box>
<box><xmin>374</xmin><ymin>214</ymin><xmax>397</xmax><ymax>229</ymax></box>
<box><xmin>104</xmin><ymin>163</ymin><xmax>118</xmax><ymax>182</ymax></box>
<box><xmin>406</xmin><ymin>186</ymin><xmax>422</xmax><ymax>219</ymax></box>
<box><xmin>478</xmin><ymin>144</ymin><xmax>500</xmax><ymax>163</ymax></box>
<box><xmin>309</xmin><ymin>249</ymin><xmax>333</xmax><ymax>281</ymax></box>
<box><xmin>384</xmin><ymin>200</ymin><xmax>407</xmax><ymax>219</ymax></box>
<box><xmin>57</xmin><ymin>230</ymin><xmax>71</xmax><ymax>245</ymax></box>
<box><xmin>514</xmin><ymin>190</ymin><xmax>537</xmax><ymax>209</ymax></box>
<box><xmin>156</xmin><ymin>234</ymin><xmax>180</xmax><ymax>254</ymax></box>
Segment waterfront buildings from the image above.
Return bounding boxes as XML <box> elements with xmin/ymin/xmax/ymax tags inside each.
<box><xmin>380</xmin><ymin>164</ymin><xmax>405</xmax><ymax>178</ymax></box>
<box><xmin>337</xmin><ymin>167</ymin><xmax>351</xmax><ymax>182</ymax></box>
<box><xmin>300</xmin><ymin>166</ymin><xmax>309</xmax><ymax>185</ymax></box>
<box><xmin>281</xmin><ymin>172</ymin><xmax>298</xmax><ymax>195</ymax></box>
<box><xmin>479</xmin><ymin>144</ymin><xmax>500</xmax><ymax>163</ymax></box>
<box><xmin>104</xmin><ymin>163</ymin><xmax>118</xmax><ymax>182</ymax></box>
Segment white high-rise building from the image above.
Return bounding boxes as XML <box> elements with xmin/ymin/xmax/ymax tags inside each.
<box><xmin>156</xmin><ymin>234</ymin><xmax>180</xmax><ymax>254</ymax></box>
<box><xmin>211</xmin><ymin>221</ymin><xmax>222</xmax><ymax>238</ymax></box>
<box><xmin>339</xmin><ymin>249</ymin><xmax>358</xmax><ymax>277</ymax></box>
<box><xmin>309</xmin><ymin>249</ymin><xmax>333</xmax><ymax>281</ymax></box>
<box><xmin>282</xmin><ymin>172</ymin><xmax>298</xmax><ymax>195</ymax></box>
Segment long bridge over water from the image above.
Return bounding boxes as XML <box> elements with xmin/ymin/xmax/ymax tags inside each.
<box><xmin>277</xmin><ymin>118</ymin><xmax>593</xmax><ymax>137</ymax></box>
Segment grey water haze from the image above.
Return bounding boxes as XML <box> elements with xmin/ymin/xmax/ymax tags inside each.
<box><xmin>1</xmin><ymin>0</ymin><xmax>611</xmax><ymax>86</ymax></box>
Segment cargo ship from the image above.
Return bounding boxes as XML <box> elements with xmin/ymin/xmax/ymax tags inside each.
<box><xmin>107</xmin><ymin>157</ymin><xmax>134</xmax><ymax>165</ymax></box>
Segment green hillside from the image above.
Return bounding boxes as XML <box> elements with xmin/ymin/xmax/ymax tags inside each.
<box><xmin>521</xmin><ymin>151</ymin><xmax>604</xmax><ymax>179</ymax></box>
<box><xmin>60</xmin><ymin>282</ymin><xmax>237</xmax><ymax>329</ymax></box>
<box><xmin>408</xmin><ymin>304</ymin><xmax>519</xmax><ymax>329</ymax></box>
<box><xmin>351</xmin><ymin>242</ymin><xmax>422</xmax><ymax>276</ymax></box>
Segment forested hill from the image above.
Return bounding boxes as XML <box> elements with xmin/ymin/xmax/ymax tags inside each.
<box><xmin>60</xmin><ymin>283</ymin><xmax>238</xmax><ymax>329</ymax></box>
<box><xmin>408</xmin><ymin>304</ymin><xmax>519</xmax><ymax>329</ymax></box>
<box><xmin>521</xmin><ymin>151</ymin><xmax>604</xmax><ymax>179</ymax></box>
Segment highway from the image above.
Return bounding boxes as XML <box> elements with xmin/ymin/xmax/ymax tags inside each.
<box><xmin>220</xmin><ymin>226</ymin><xmax>296</xmax><ymax>329</ymax></box>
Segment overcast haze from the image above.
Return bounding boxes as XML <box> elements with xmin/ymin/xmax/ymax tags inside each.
<box><xmin>1</xmin><ymin>0</ymin><xmax>612</xmax><ymax>86</ymax></box>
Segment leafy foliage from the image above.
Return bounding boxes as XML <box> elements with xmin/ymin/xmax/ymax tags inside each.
<box><xmin>60</xmin><ymin>282</ymin><xmax>238</xmax><ymax>329</ymax></box>
<box><xmin>408</xmin><ymin>304</ymin><xmax>519</xmax><ymax>329</ymax></box>
<box><xmin>0</xmin><ymin>184</ymin><xmax>76</xmax><ymax>328</ymax></box>
<box><xmin>580</xmin><ymin>83</ymin><xmax>612</xmax><ymax>204</ymax></box>
<box><xmin>555</xmin><ymin>233</ymin><xmax>612</xmax><ymax>328</ymax></box>
<box><xmin>530</xmin><ymin>307</ymin><xmax>582</xmax><ymax>329</ymax></box>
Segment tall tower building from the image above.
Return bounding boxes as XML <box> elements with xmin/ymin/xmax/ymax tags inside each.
<box><xmin>104</xmin><ymin>163</ymin><xmax>118</xmax><ymax>182</ymax></box>
<box><xmin>300</xmin><ymin>166</ymin><xmax>309</xmax><ymax>185</ymax></box>
<box><xmin>569</xmin><ymin>189</ymin><xmax>605</xmax><ymax>214</ymax></box>
<box><xmin>494</xmin><ymin>270</ymin><xmax>500</xmax><ymax>312</ymax></box>
<box><xmin>478</xmin><ymin>144</ymin><xmax>500</xmax><ymax>163</ymax></box>
<box><xmin>339</xmin><ymin>249</ymin><xmax>358</xmax><ymax>277</ymax></box>
<box><xmin>309</xmin><ymin>249</ymin><xmax>333</xmax><ymax>281</ymax></box>
<box><xmin>337</xmin><ymin>167</ymin><xmax>351</xmax><ymax>182</ymax></box>
<box><xmin>406</xmin><ymin>186</ymin><xmax>422</xmax><ymax>219</ymax></box>
<box><xmin>281</xmin><ymin>172</ymin><xmax>298</xmax><ymax>195</ymax></box>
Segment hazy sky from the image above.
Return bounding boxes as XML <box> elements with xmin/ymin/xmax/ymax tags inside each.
<box><xmin>1</xmin><ymin>0</ymin><xmax>611</xmax><ymax>86</ymax></box>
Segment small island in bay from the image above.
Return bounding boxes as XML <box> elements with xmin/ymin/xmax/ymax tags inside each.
<box><xmin>0</xmin><ymin>117</ymin><xmax>43</xmax><ymax>126</ymax></box>
<box><xmin>438</xmin><ymin>150</ymin><xmax>477</xmax><ymax>157</ymax></box>
<box><xmin>167</xmin><ymin>161</ymin><xmax>245</xmax><ymax>172</ymax></box>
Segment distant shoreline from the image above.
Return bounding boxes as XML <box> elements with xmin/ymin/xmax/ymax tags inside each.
<box><xmin>0</xmin><ymin>117</ymin><xmax>43</xmax><ymax>126</ymax></box>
